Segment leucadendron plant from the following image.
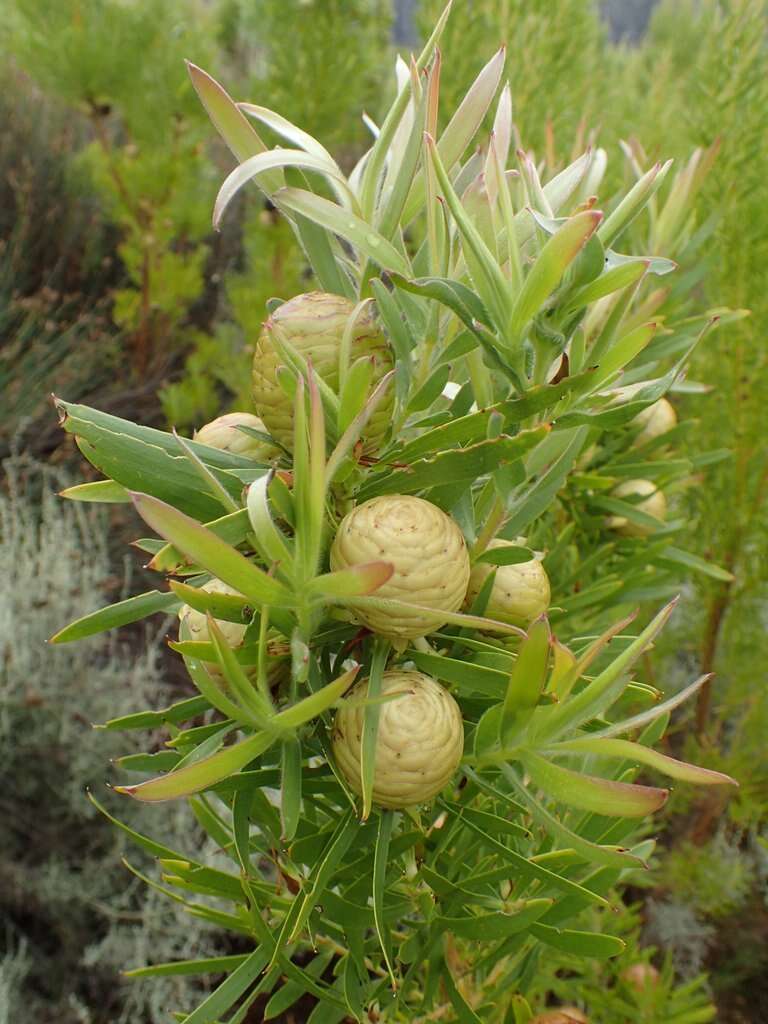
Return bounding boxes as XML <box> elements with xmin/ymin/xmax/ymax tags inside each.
<box><xmin>52</xmin><ymin>6</ymin><xmax>737</xmax><ymax>1021</ymax></box>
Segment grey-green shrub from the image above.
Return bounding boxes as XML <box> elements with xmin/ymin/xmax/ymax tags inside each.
<box><xmin>0</xmin><ymin>454</ymin><xmax>223</xmax><ymax>1023</ymax></box>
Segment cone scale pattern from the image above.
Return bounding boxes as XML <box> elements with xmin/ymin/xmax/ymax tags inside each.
<box><xmin>332</xmin><ymin>670</ymin><xmax>464</xmax><ymax>808</ymax></box>
<box><xmin>253</xmin><ymin>291</ymin><xmax>393</xmax><ymax>450</ymax></box>
<box><xmin>331</xmin><ymin>494</ymin><xmax>471</xmax><ymax>639</ymax></box>
<box><xmin>466</xmin><ymin>539</ymin><xmax>551</xmax><ymax>625</ymax></box>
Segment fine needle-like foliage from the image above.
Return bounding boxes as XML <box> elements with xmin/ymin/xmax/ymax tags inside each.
<box><xmin>53</xmin><ymin>6</ymin><xmax>738</xmax><ymax>1021</ymax></box>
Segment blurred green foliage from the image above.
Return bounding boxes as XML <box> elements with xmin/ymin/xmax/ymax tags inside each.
<box><xmin>0</xmin><ymin>454</ymin><xmax>225</xmax><ymax>1022</ymax></box>
<box><xmin>3</xmin><ymin>0</ymin><xmax>392</xmax><ymax>436</ymax></box>
<box><xmin>417</xmin><ymin>0</ymin><xmax>607</xmax><ymax>154</ymax></box>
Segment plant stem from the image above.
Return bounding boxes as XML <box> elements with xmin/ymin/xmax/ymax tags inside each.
<box><xmin>472</xmin><ymin>497</ymin><xmax>506</xmax><ymax>558</ymax></box>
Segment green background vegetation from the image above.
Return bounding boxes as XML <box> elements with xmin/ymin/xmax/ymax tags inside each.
<box><xmin>1</xmin><ymin>1</ymin><xmax>766</xmax><ymax>1022</ymax></box>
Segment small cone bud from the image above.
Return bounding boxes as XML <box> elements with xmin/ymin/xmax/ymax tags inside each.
<box><xmin>466</xmin><ymin>539</ymin><xmax>550</xmax><ymax>625</ymax></box>
<box><xmin>632</xmin><ymin>397</ymin><xmax>677</xmax><ymax>446</ymax></box>
<box><xmin>178</xmin><ymin>578</ymin><xmax>288</xmax><ymax>685</ymax></box>
<box><xmin>608</xmin><ymin>478</ymin><xmax>667</xmax><ymax>537</ymax></box>
<box><xmin>178</xmin><ymin>578</ymin><xmax>248</xmax><ymax>651</ymax></box>
<box><xmin>194</xmin><ymin>412</ymin><xmax>278</xmax><ymax>460</ymax></box>
<box><xmin>622</xmin><ymin>963</ymin><xmax>660</xmax><ymax>991</ymax></box>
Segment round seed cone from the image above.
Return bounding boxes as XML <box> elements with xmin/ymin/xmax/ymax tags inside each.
<box><xmin>332</xmin><ymin>670</ymin><xmax>464</xmax><ymax>808</ymax></box>
<box><xmin>466</xmin><ymin>539</ymin><xmax>551</xmax><ymax>625</ymax></box>
<box><xmin>253</xmin><ymin>291</ymin><xmax>393</xmax><ymax>450</ymax></box>
<box><xmin>632</xmin><ymin>397</ymin><xmax>677</xmax><ymax>446</ymax></box>
<box><xmin>331</xmin><ymin>494</ymin><xmax>470</xmax><ymax>639</ymax></box>
<box><xmin>194</xmin><ymin>412</ymin><xmax>278</xmax><ymax>460</ymax></box>
<box><xmin>178</xmin><ymin>578</ymin><xmax>249</xmax><ymax>652</ymax></box>
<box><xmin>608</xmin><ymin>478</ymin><xmax>667</xmax><ymax>537</ymax></box>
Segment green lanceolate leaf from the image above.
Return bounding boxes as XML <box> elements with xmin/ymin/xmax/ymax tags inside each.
<box><xmin>214</xmin><ymin>149</ymin><xmax>357</xmax><ymax>229</ymax></box>
<box><xmin>383</xmin><ymin>375</ymin><xmax>593</xmax><ymax>466</ymax></box>
<box><xmin>50</xmin><ymin>589</ymin><xmax>179</xmax><ymax>643</ymax></box>
<box><xmin>361</xmin><ymin>638</ymin><xmax>391</xmax><ymax>821</ymax></box>
<box><xmin>589</xmin><ymin>673</ymin><xmax>713</xmax><ymax>740</ymax></box>
<box><xmin>435</xmin><ymin>898</ymin><xmax>552</xmax><ymax>940</ymax></box>
<box><xmin>150</xmin><ymin>508</ymin><xmax>253</xmax><ymax>574</ymax></box>
<box><xmin>548</xmin><ymin>737</ymin><xmax>737</xmax><ymax>787</ymax></box>
<box><xmin>406</xmin><ymin>362</ymin><xmax>453</xmax><ymax>414</ymax></box>
<box><xmin>529</xmin><ymin>922</ymin><xmax>625</xmax><ymax>959</ymax></box>
<box><xmin>425</xmin><ymin>134</ymin><xmax>511</xmax><ymax>329</ymax></box>
<box><xmin>238</xmin><ymin>103</ymin><xmax>337</xmax><ymax>166</ymax></box>
<box><xmin>507</xmin><ymin>211</ymin><xmax>602</xmax><ymax>346</ymax></box>
<box><xmin>187</xmin><ymin>62</ymin><xmax>278</xmax><ymax>174</ymax></box>
<box><xmin>503</xmin><ymin>427</ymin><xmax>589</xmax><ymax>537</ymax></box>
<box><xmin>548</xmin><ymin>611</ymin><xmax>636</xmax><ymax>703</ymax></box>
<box><xmin>205</xmin><ymin>618</ymin><xmax>273</xmax><ymax>724</ymax></box>
<box><xmin>502</xmin><ymin>766</ymin><xmax>642</xmax><ymax>869</ymax></box>
<box><xmin>441</xmin><ymin>957</ymin><xmax>484</xmax><ymax>1024</ymax></box>
<box><xmin>440</xmin><ymin>800</ymin><xmax>531</xmax><ymax>840</ymax></box>
<box><xmin>327</xmin><ymin>370</ymin><xmax>396</xmax><ymax>483</ymax></box>
<box><xmin>360</xmin><ymin>430</ymin><xmax>548</xmax><ymax>500</ymax></box>
<box><xmin>173</xmin><ymin>430</ymin><xmax>240</xmax><ymax>516</ymax></box>
<box><xmin>534</xmin><ymin>598</ymin><xmax>677</xmax><ymax>741</ymax></box>
<box><xmin>168</xmin><ymin>581</ymin><xmax>249</xmax><ymax>622</ymax></box>
<box><xmin>181</xmin><ymin>946</ymin><xmax>270</xmax><ymax>1024</ymax></box>
<box><xmin>55</xmin><ymin>399</ymin><xmax>258</xmax><ymax>520</ymax></box>
<box><xmin>306</xmin><ymin>562</ymin><xmax>394</xmax><ymax>601</ymax></box>
<box><xmin>656</xmin><ymin>546</ymin><xmax>735</xmax><ymax>582</ymax></box>
<box><xmin>402</xmin><ymin>45</ymin><xmax>506</xmax><ymax>225</ymax></box>
<box><xmin>374</xmin><ymin>810</ymin><xmax>397</xmax><ymax>989</ymax></box>
<box><xmin>275</xmin><ymin>664</ymin><xmax>361</xmax><ymax>731</ymax></box>
<box><xmin>280</xmin><ymin>736</ymin><xmax>303</xmax><ymax>843</ymax></box>
<box><xmin>130</xmin><ymin>493</ymin><xmax>293</xmax><ymax>608</ymax></box>
<box><xmin>246</xmin><ymin>474</ymin><xmax>295</xmax><ymax>571</ymax></box>
<box><xmin>182</xmin><ymin>645</ymin><xmax>256</xmax><ymax>729</ymax></box>
<box><xmin>99</xmin><ymin>695</ymin><xmax>210</xmax><ymax>732</ymax></box>
<box><xmin>358</xmin><ymin>0</ymin><xmax>452</xmax><ymax>219</ymax></box>
<box><xmin>87</xmin><ymin>793</ymin><xmax>186</xmax><ymax>860</ymax></box>
<box><xmin>389</xmin><ymin>274</ymin><xmax>493</xmax><ymax>331</ymax></box>
<box><xmin>459</xmin><ymin>815</ymin><xmax>609</xmax><ymax>907</ymax></box>
<box><xmin>285</xmin><ymin>810</ymin><xmax>359</xmax><ymax>947</ymax></box>
<box><xmin>521</xmin><ymin>749</ymin><xmax>669</xmax><ymax>817</ymax></box>
<box><xmin>501</xmin><ymin>617</ymin><xmax>551</xmax><ymax>739</ymax></box>
<box><xmin>597</xmin><ymin>160</ymin><xmax>673</xmax><ymax>248</ymax></box>
<box><xmin>410</xmin><ymin>651</ymin><xmax>509</xmax><ymax>698</ymax></box>
<box><xmin>589</xmin><ymin>321</ymin><xmax>659</xmax><ymax>392</ymax></box>
<box><xmin>282</xmin><ymin>168</ymin><xmax>352</xmax><ymax>297</ymax></box>
<box><xmin>273</xmin><ymin>187</ymin><xmax>412</xmax><ymax>276</ymax></box>
<box><xmin>59</xmin><ymin>479</ymin><xmax>130</xmax><ymax>503</ymax></box>
<box><xmin>262</xmin><ymin>951</ymin><xmax>335</xmax><ymax>1021</ymax></box>
<box><xmin>116</xmin><ymin>666</ymin><xmax>359</xmax><ymax>802</ymax></box>
<box><xmin>124</xmin><ymin>954</ymin><xmax>250</xmax><ymax>979</ymax></box>
<box><xmin>340</xmin><ymin>596</ymin><xmax>524</xmax><ymax>637</ymax></box>
<box><xmin>476</xmin><ymin>545</ymin><xmax>534</xmax><ymax>566</ymax></box>
<box><xmin>338</xmin><ymin>354</ymin><xmax>375</xmax><ymax>431</ymax></box>
<box><xmin>115</xmin><ymin>731</ymin><xmax>274</xmax><ymax>803</ymax></box>
<box><xmin>565</xmin><ymin>258</ymin><xmax>648</xmax><ymax>313</ymax></box>
<box><xmin>510</xmin><ymin>995</ymin><xmax>534</xmax><ymax>1024</ymax></box>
